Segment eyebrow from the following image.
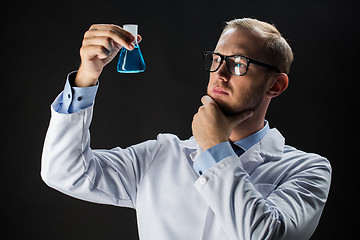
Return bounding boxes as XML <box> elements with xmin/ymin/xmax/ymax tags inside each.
<box><xmin>214</xmin><ymin>51</ymin><xmax>249</xmax><ymax>58</ymax></box>
<box><xmin>231</xmin><ymin>52</ymin><xmax>248</xmax><ymax>57</ymax></box>
<box><xmin>213</xmin><ymin>46</ymin><xmax>249</xmax><ymax>57</ymax></box>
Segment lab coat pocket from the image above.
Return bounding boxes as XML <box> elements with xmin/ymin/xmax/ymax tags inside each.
<box><xmin>253</xmin><ymin>183</ymin><xmax>277</xmax><ymax>199</ymax></box>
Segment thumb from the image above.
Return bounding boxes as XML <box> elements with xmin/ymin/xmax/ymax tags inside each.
<box><xmin>201</xmin><ymin>95</ymin><xmax>215</xmax><ymax>105</ymax></box>
<box><xmin>228</xmin><ymin>110</ymin><xmax>254</xmax><ymax>126</ymax></box>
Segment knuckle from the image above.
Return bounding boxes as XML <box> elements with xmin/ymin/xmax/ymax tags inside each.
<box><xmin>99</xmin><ymin>45</ymin><xmax>109</xmax><ymax>54</ymax></box>
<box><xmin>105</xmin><ymin>29</ymin><xmax>115</xmax><ymax>36</ymax></box>
<box><xmin>109</xmin><ymin>24</ymin><xmax>119</xmax><ymax>30</ymax></box>
<box><xmin>82</xmin><ymin>38</ymin><xmax>88</xmax><ymax>46</ymax></box>
<box><xmin>207</xmin><ymin>101</ymin><xmax>216</xmax><ymax>107</ymax></box>
<box><xmin>80</xmin><ymin>44</ymin><xmax>91</xmax><ymax>53</ymax></box>
<box><xmin>84</xmin><ymin>30</ymin><xmax>92</xmax><ymax>39</ymax></box>
<box><xmin>104</xmin><ymin>36</ymin><xmax>112</xmax><ymax>44</ymax></box>
<box><xmin>98</xmin><ymin>45</ymin><xmax>106</xmax><ymax>52</ymax></box>
<box><xmin>89</xmin><ymin>24</ymin><xmax>97</xmax><ymax>29</ymax></box>
<box><xmin>79</xmin><ymin>46</ymin><xmax>88</xmax><ymax>57</ymax></box>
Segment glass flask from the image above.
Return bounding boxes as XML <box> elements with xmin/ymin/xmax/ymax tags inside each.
<box><xmin>117</xmin><ymin>24</ymin><xmax>146</xmax><ymax>73</ymax></box>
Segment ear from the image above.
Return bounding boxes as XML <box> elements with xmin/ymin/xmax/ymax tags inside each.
<box><xmin>266</xmin><ymin>73</ymin><xmax>289</xmax><ymax>98</ymax></box>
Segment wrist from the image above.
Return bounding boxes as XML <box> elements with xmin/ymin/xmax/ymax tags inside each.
<box><xmin>74</xmin><ymin>66</ymin><xmax>99</xmax><ymax>87</ymax></box>
<box><xmin>200</xmin><ymin>139</ymin><xmax>228</xmax><ymax>151</ymax></box>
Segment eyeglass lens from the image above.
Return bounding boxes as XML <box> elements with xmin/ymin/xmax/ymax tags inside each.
<box><xmin>203</xmin><ymin>53</ymin><xmax>248</xmax><ymax>76</ymax></box>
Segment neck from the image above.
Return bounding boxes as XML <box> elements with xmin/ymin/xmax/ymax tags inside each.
<box><xmin>229</xmin><ymin>114</ymin><xmax>265</xmax><ymax>142</ymax></box>
<box><xmin>229</xmin><ymin>100</ymin><xmax>269</xmax><ymax>142</ymax></box>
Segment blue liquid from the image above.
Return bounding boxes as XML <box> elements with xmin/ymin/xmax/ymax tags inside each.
<box><xmin>117</xmin><ymin>45</ymin><xmax>146</xmax><ymax>73</ymax></box>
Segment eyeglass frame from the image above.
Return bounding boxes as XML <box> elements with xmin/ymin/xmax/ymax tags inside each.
<box><xmin>203</xmin><ymin>51</ymin><xmax>280</xmax><ymax>76</ymax></box>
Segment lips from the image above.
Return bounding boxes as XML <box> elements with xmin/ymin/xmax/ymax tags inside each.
<box><xmin>212</xmin><ymin>86</ymin><xmax>229</xmax><ymax>95</ymax></box>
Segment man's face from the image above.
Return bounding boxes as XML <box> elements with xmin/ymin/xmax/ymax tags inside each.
<box><xmin>207</xmin><ymin>28</ymin><xmax>270</xmax><ymax>116</ymax></box>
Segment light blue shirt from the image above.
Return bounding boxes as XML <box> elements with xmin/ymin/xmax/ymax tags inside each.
<box><xmin>42</xmin><ymin>71</ymin><xmax>332</xmax><ymax>239</ymax></box>
<box><xmin>53</xmin><ymin>71</ymin><xmax>98</xmax><ymax>114</ymax></box>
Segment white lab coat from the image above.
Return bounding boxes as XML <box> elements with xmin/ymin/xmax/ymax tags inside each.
<box><xmin>41</xmin><ymin>104</ymin><xmax>331</xmax><ymax>240</ymax></box>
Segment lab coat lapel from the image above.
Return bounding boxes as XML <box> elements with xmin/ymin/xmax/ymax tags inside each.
<box><xmin>239</xmin><ymin>128</ymin><xmax>285</xmax><ymax>173</ymax></box>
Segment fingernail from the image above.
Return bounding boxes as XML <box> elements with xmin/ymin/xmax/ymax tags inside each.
<box><xmin>202</xmin><ymin>95</ymin><xmax>214</xmax><ymax>103</ymax></box>
<box><xmin>128</xmin><ymin>43</ymin><xmax>134</xmax><ymax>50</ymax></box>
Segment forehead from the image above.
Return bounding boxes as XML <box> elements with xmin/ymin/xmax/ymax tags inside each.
<box><xmin>215</xmin><ymin>28</ymin><xmax>265</xmax><ymax>59</ymax></box>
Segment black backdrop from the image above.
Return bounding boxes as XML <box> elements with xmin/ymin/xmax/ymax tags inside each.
<box><xmin>4</xmin><ymin>0</ymin><xmax>358</xmax><ymax>239</ymax></box>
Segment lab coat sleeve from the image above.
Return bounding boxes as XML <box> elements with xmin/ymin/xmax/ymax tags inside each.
<box><xmin>194</xmin><ymin>154</ymin><xmax>331</xmax><ymax>240</ymax></box>
<box><xmin>41</xmin><ymin>103</ymin><xmax>160</xmax><ymax>208</ymax></box>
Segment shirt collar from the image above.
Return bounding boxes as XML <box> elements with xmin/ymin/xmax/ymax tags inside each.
<box><xmin>181</xmin><ymin>120</ymin><xmax>271</xmax><ymax>151</ymax></box>
<box><xmin>234</xmin><ymin>120</ymin><xmax>270</xmax><ymax>151</ymax></box>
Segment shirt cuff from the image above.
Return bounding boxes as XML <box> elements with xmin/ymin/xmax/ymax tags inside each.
<box><xmin>193</xmin><ymin>142</ymin><xmax>235</xmax><ymax>176</ymax></box>
<box><xmin>52</xmin><ymin>71</ymin><xmax>99</xmax><ymax>114</ymax></box>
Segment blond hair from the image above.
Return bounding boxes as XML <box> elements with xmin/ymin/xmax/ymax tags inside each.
<box><xmin>223</xmin><ymin>18</ymin><xmax>294</xmax><ymax>74</ymax></box>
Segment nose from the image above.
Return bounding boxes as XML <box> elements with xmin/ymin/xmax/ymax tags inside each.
<box><xmin>213</xmin><ymin>61</ymin><xmax>231</xmax><ymax>82</ymax></box>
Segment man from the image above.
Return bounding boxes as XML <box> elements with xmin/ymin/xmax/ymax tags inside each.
<box><xmin>41</xmin><ymin>18</ymin><xmax>331</xmax><ymax>239</ymax></box>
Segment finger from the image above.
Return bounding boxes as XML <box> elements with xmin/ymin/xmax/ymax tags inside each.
<box><xmin>82</xmin><ymin>36</ymin><xmax>115</xmax><ymax>53</ymax></box>
<box><xmin>90</xmin><ymin>24</ymin><xmax>142</xmax><ymax>43</ymax></box>
<box><xmin>89</xmin><ymin>24</ymin><xmax>118</xmax><ymax>30</ymax></box>
<box><xmin>197</xmin><ymin>105</ymin><xmax>205</xmax><ymax>112</ymax></box>
<box><xmin>85</xmin><ymin>27</ymin><xmax>135</xmax><ymax>50</ymax></box>
<box><xmin>80</xmin><ymin>44</ymin><xmax>110</xmax><ymax>60</ymax></box>
<box><xmin>89</xmin><ymin>24</ymin><xmax>134</xmax><ymax>40</ymax></box>
<box><xmin>137</xmin><ymin>34</ymin><xmax>142</xmax><ymax>43</ymax></box>
<box><xmin>88</xmin><ymin>24</ymin><xmax>143</xmax><ymax>48</ymax></box>
<box><xmin>201</xmin><ymin>95</ymin><xmax>215</xmax><ymax>106</ymax></box>
<box><xmin>85</xmin><ymin>29</ymin><xmax>134</xmax><ymax>49</ymax></box>
<box><xmin>229</xmin><ymin>110</ymin><xmax>254</xmax><ymax>126</ymax></box>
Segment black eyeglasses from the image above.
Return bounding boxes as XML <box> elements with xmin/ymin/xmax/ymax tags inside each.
<box><xmin>203</xmin><ymin>51</ymin><xmax>280</xmax><ymax>76</ymax></box>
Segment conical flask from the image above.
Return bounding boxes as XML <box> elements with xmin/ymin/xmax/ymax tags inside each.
<box><xmin>117</xmin><ymin>24</ymin><xmax>146</xmax><ymax>73</ymax></box>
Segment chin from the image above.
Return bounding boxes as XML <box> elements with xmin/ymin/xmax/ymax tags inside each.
<box><xmin>220</xmin><ymin>105</ymin><xmax>244</xmax><ymax>116</ymax></box>
<box><xmin>212</xmin><ymin>98</ymin><xmax>241</xmax><ymax>116</ymax></box>
<box><xmin>207</xmin><ymin>93</ymin><xmax>233</xmax><ymax>115</ymax></box>
<box><xmin>212</xmin><ymin>96</ymin><xmax>257</xmax><ymax>117</ymax></box>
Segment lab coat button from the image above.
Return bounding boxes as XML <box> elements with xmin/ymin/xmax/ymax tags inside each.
<box><xmin>199</xmin><ymin>176</ymin><xmax>207</xmax><ymax>185</ymax></box>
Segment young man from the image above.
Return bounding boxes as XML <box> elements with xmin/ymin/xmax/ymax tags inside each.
<box><xmin>41</xmin><ymin>18</ymin><xmax>331</xmax><ymax>239</ymax></box>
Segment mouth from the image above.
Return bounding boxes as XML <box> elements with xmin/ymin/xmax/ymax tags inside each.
<box><xmin>212</xmin><ymin>86</ymin><xmax>230</xmax><ymax>95</ymax></box>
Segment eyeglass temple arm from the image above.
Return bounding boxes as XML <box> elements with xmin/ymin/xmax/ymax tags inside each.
<box><xmin>248</xmin><ymin>59</ymin><xmax>280</xmax><ymax>73</ymax></box>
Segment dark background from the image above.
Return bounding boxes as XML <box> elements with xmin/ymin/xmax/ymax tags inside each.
<box><xmin>3</xmin><ymin>0</ymin><xmax>358</xmax><ymax>239</ymax></box>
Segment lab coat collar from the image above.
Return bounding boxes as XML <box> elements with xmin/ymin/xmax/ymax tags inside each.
<box><xmin>239</xmin><ymin>128</ymin><xmax>285</xmax><ymax>173</ymax></box>
<box><xmin>258</xmin><ymin>128</ymin><xmax>285</xmax><ymax>160</ymax></box>
<box><xmin>181</xmin><ymin>136</ymin><xmax>200</xmax><ymax>150</ymax></box>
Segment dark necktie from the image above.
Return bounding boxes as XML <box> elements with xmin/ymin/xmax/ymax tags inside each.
<box><xmin>230</xmin><ymin>142</ymin><xmax>245</xmax><ymax>157</ymax></box>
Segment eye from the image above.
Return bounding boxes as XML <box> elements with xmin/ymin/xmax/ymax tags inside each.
<box><xmin>213</xmin><ymin>56</ymin><xmax>221</xmax><ymax>63</ymax></box>
<box><xmin>234</xmin><ymin>57</ymin><xmax>247</xmax><ymax>68</ymax></box>
<box><xmin>235</xmin><ymin>63</ymin><xmax>246</xmax><ymax>68</ymax></box>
